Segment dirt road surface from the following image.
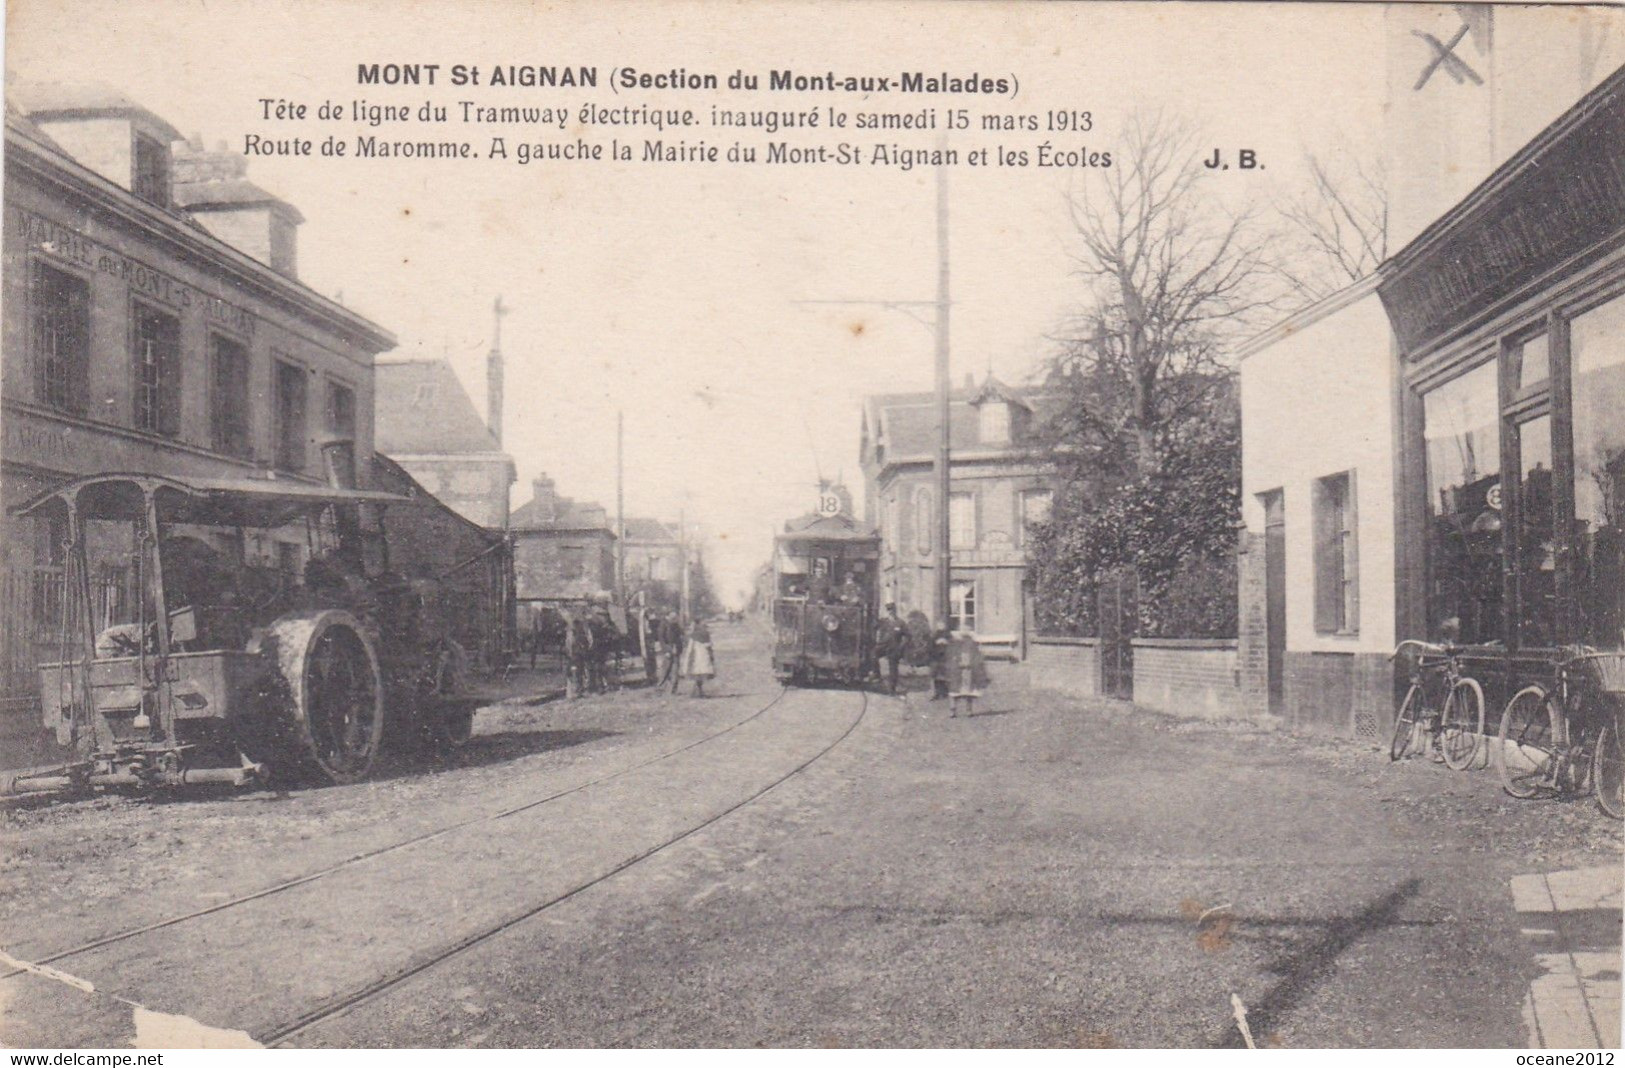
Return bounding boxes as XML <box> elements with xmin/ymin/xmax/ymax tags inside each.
<box><xmin>2</xmin><ymin>622</ymin><xmax>1618</xmax><ymax>1047</ymax></box>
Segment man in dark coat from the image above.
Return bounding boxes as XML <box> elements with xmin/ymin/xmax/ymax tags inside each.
<box><xmin>874</xmin><ymin>602</ymin><xmax>907</xmax><ymax>695</ymax></box>
<box><xmin>659</xmin><ymin>612</ymin><xmax>685</xmax><ymax>690</ymax></box>
<box><xmin>929</xmin><ymin>619</ymin><xmax>952</xmax><ymax>700</ymax></box>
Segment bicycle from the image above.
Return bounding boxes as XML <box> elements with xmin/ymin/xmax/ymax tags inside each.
<box><xmin>1494</xmin><ymin>649</ymin><xmax>1625</xmax><ymax>819</ymax></box>
<box><xmin>1389</xmin><ymin>640</ymin><xmax>1487</xmax><ymax>770</ymax></box>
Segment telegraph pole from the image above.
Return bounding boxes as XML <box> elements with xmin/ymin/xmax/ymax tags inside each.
<box><xmin>615</xmin><ymin>409</ymin><xmax>625</xmax><ymax>604</ymax></box>
<box><xmin>793</xmin><ymin>156</ymin><xmax>954</xmax><ymax>627</ymax></box>
<box><xmin>933</xmin><ymin>158</ymin><xmax>952</xmax><ymax>628</ymax></box>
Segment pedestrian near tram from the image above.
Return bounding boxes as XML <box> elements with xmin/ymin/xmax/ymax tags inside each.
<box><xmin>681</xmin><ymin>618</ymin><xmax>716</xmax><ymax>697</ymax></box>
<box><xmin>947</xmin><ymin>630</ymin><xmax>990</xmax><ymax>718</ymax></box>
<box><xmin>875</xmin><ymin>602</ymin><xmax>906</xmax><ymax>695</ymax></box>
<box><xmin>929</xmin><ymin>619</ymin><xmax>952</xmax><ymax>701</ymax></box>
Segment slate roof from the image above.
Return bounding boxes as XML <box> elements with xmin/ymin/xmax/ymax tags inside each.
<box><xmin>173</xmin><ymin>178</ymin><xmax>305</xmax><ymax>222</ymax></box>
<box><xmin>862</xmin><ymin>375</ymin><xmax>1063</xmax><ymax>466</ymax></box>
<box><xmin>374</xmin><ymin>359</ymin><xmax>504</xmax><ymax>455</ymax></box>
<box><xmin>510</xmin><ymin>495</ymin><xmax>614</xmax><ymax>533</ymax></box>
<box><xmin>622</xmin><ymin>517</ymin><xmax>677</xmax><ymax>543</ymax></box>
<box><xmin>8</xmin><ymin>80</ymin><xmax>184</xmax><ymax>142</ymax></box>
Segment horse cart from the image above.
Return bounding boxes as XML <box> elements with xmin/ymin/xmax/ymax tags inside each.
<box><xmin>7</xmin><ymin>473</ymin><xmax>471</xmax><ymax>793</ymax></box>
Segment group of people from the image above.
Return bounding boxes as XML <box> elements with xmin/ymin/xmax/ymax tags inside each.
<box><xmin>647</xmin><ymin>609</ymin><xmax>717</xmax><ymax>697</ymax></box>
<box><xmin>527</xmin><ymin>601</ymin><xmax>717</xmax><ymax>699</ymax></box>
<box><xmin>561</xmin><ymin>600</ymin><xmax>627</xmax><ymax>699</ymax></box>
<box><xmin>873</xmin><ymin>602</ymin><xmax>989</xmax><ymax>716</ymax></box>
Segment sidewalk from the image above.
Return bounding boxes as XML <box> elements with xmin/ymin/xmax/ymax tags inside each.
<box><xmin>1512</xmin><ymin>865</ymin><xmax>1623</xmax><ymax>1049</ymax></box>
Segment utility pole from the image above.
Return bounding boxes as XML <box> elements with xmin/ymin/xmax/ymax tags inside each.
<box><xmin>792</xmin><ymin>156</ymin><xmax>953</xmax><ymax>627</ymax></box>
<box><xmin>678</xmin><ymin>506</ymin><xmax>690</xmax><ymax>624</ymax></box>
<box><xmin>933</xmin><ymin>158</ymin><xmax>952</xmax><ymax>629</ymax></box>
<box><xmin>615</xmin><ymin>409</ymin><xmax>625</xmax><ymax>604</ymax></box>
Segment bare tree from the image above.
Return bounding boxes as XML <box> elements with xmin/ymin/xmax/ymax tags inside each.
<box><xmin>1054</xmin><ymin>111</ymin><xmax>1279</xmax><ymax>477</ymax></box>
<box><xmin>1273</xmin><ymin>153</ymin><xmax>1389</xmax><ymax>306</ymax></box>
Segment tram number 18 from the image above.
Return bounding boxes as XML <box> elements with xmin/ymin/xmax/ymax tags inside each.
<box><xmin>818</xmin><ymin>492</ymin><xmax>842</xmax><ymax>517</ymax></box>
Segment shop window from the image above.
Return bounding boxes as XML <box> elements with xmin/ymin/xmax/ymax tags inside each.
<box><xmin>1313</xmin><ymin>471</ymin><xmax>1359</xmax><ymax>634</ymax></box>
<box><xmin>1514</xmin><ymin>415</ymin><xmax>1557</xmax><ymax>647</ymax></box>
<box><xmin>949</xmin><ymin>492</ymin><xmax>977</xmax><ymax>550</ymax></box>
<box><xmin>32</xmin><ymin>263</ymin><xmax>90</xmax><ymax>416</ymax></box>
<box><xmin>132</xmin><ymin>304</ymin><xmax>181</xmax><ymax>437</ymax></box>
<box><xmin>210</xmin><ymin>335</ymin><xmax>251</xmax><ymax>458</ymax></box>
<box><xmin>1423</xmin><ymin>360</ymin><xmax>1502</xmax><ymax>643</ymax></box>
<box><xmin>949</xmin><ymin>580</ymin><xmax>977</xmax><ymax>633</ymax></box>
<box><xmin>274</xmin><ymin>359</ymin><xmax>308</xmax><ymax>472</ymax></box>
<box><xmin>1518</xmin><ymin>333</ymin><xmax>1550</xmax><ymax>390</ymax></box>
<box><xmin>131</xmin><ymin>133</ymin><xmax>170</xmax><ymax>208</ymax></box>
<box><xmin>1570</xmin><ymin>297</ymin><xmax>1625</xmax><ymax>648</ymax></box>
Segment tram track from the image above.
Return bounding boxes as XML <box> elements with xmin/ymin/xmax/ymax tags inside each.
<box><xmin>0</xmin><ymin>684</ymin><xmax>789</xmax><ymax>981</ymax></box>
<box><xmin>259</xmin><ymin>688</ymin><xmax>870</xmax><ymax>1046</ymax></box>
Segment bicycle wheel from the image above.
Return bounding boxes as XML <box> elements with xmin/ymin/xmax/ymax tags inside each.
<box><xmin>1391</xmin><ymin>683</ymin><xmax>1424</xmax><ymax>762</ymax></box>
<box><xmin>1496</xmin><ymin>685</ymin><xmax>1561</xmax><ymax>799</ymax></box>
<box><xmin>1440</xmin><ymin>676</ymin><xmax>1486</xmax><ymax>771</ymax></box>
<box><xmin>1593</xmin><ymin>712</ymin><xmax>1624</xmax><ymax>820</ymax></box>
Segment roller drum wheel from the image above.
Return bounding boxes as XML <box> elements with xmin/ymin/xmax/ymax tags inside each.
<box><xmin>256</xmin><ymin>610</ymin><xmax>386</xmax><ymax>785</ymax></box>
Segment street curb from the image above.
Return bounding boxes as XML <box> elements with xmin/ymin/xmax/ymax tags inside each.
<box><xmin>1511</xmin><ymin>866</ymin><xmax>1623</xmax><ymax>1049</ymax></box>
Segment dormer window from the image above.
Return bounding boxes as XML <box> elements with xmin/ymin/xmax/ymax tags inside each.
<box><xmin>978</xmin><ymin>400</ymin><xmax>1010</xmax><ymax>443</ymax></box>
<box><xmin>132</xmin><ymin>133</ymin><xmax>170</xmax><ymax>207</ymax></box>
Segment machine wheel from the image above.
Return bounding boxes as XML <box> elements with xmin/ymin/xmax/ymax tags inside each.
<box><xmin>257</xmin><ymin>610</ymin><xmax>386</xmax><ymax>785</ymax></box>
<box><xmin>423</xmin><ymin>640</ymin><xmax>473</xmax><ymax>750</ymax></box>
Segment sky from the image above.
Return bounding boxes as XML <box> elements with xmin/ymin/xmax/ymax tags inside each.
<box><xmin>6</xmin><ymin>0</ymin><xmax>1398</xmax><ymax>604</ymax></box>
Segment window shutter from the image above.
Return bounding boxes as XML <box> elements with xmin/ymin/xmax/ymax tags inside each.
<box><xmin>1344</xmin><ymin>469</ymin><xmax>1359</xmax><ymax>634</ymax></box>
<box><xmin>1313</xmin><ymin>479</ymin><xmax>1340</xmax><ymax>633</ymax></box>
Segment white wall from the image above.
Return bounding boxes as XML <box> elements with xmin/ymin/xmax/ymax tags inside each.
<box><xmin>1240</xmin><ymin>286</ymin><xmax>1396</xmax><ymax>655</ymax></box>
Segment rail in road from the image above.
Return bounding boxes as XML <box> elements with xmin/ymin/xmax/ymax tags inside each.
<box><xmin>0</xmin><ymin>687</ymin><xmax>789</xmax><ymax>983</ymax></box>
<box><xmin>0</xmin><ymin>684</ymin><xmax>870</xmax><ymax>1047</ymax></box>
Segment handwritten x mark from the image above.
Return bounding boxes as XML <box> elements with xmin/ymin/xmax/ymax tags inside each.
<box><xmin>1413</xmin><ymin>24</ymin><xmax>1485</xmax><ymax>90</ymax></box>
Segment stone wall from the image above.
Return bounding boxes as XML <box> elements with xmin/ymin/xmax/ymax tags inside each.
<box><xmin>1026</xmin><ymin>637</ymin><xmax>1100</xmax><ymax>699</ymax></box>
<box><xmin>1282</xmin><ymin>650</ymin><xmax>1395</xmax><ymax>743</ymax></box>
<box><xmin>1132</xmin><ymin>638</ymin><xmax>1241</xmax><ymax>719</ymax></box>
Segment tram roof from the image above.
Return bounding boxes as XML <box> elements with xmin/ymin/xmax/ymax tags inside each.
<box><xmin>775</xmin><ymin>511</ymin><xmax>879</xmax><ymax>546</ymax></box>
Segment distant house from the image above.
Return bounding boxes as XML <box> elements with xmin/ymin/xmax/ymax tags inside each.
<box><xmin>374</xmin><ymin>358</ymin><xmax>516</xmax><ymax>530</ymax></box>
<box><xmin>622</xmin><ymin>516</ymin><xmax>683</xmax><ymax>608</ymax></box>
<box><xmin>860</xmin><ymin>373</ymin><xmax>1059</xmax><ymax>655</ymax></box>
<box><xmin>509</xmin><ymin>474</ymin><xmax>617</xmax><ymax>612</ymax></box>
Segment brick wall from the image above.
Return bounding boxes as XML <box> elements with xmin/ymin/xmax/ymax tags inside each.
<box><xmin>1282</xmin><ymin>650</ymin><xmax>1395</xmax><ymax>742</ymax></box>
<box><xmin>1236</xmin><ymin>531</ymin><xmax>1270</xmax><ymax>717</ymax></box>
<box><xmin>1132</xmin><ymin>639</ymin><xmax>1241</xmax><ymax>719</ymax></box>
<box><xmin>1027</xmin><ymin>638</ymin><xmax>1100</xmax><ymax>698</ymax></box>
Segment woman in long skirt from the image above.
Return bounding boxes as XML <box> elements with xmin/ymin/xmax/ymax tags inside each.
<box><xmin>947</xmin><ymin>630</ymin><xmax>989</xmax><ymax>718</ymax></box>
<box><xmin>681</xmin><ymin>618</ymin><xmax>716</xmax><ymax>697</ymax></box>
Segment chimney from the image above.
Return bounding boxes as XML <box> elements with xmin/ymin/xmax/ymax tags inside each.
<box><xmin>171</xmin><ymin>139</ymin><xmax>303</xmax><ymax>277</ymax></box>
<box><xmin>487</xmin><ymin>296</ymin><xmax>508</xmax><ymax>444</ymax></box>
<box><xmin>530</xmin><ymin>475</ymin><xmax>558</xmax><ymax>523</ymax></box>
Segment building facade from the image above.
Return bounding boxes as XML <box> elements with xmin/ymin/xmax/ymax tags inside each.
<box><xmin>1237</xmin><ymin>278</ymin><xmax>1398</xmax><ymax>736</ymax></box>
<box><xmin>860</xmin><ymin>375</ymin><xmax>1056</xmax><ymax>654</ymax></box>
<box><xmin>509</xmin><ymin>474</ymin><xmax>617</xmax><ymax>612</ymax></box>
<box><xmin>374</xmin><ymin>358</ymin><xmax>515</xmax><ymax>530</ymax></box>
<box><xmin>0</xmin><ymin>86</ymin><xmax>395</xmax><ymax>708</ymax></box>
<box><xmin>1237</xmin><ymin>65</ymin><xmax>1625</xmax><ymax>736</ymax></box>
